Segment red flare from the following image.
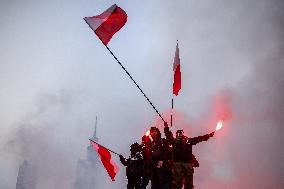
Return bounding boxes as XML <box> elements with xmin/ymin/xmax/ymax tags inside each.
<box><xmin>145</xmin><ymin>130</ymin><xmax>150</xmax><ymax>136</ymax></box>
<box><xmin>216</xmin><ymin>120</ymin><xmax>223</xmax><ymax>131</ymax></box>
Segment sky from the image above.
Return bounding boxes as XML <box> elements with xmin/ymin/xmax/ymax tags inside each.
<box><xmin>0</xmin><ymin>0</ymin><xmax>283</xmax><ymax>188</ymax></box>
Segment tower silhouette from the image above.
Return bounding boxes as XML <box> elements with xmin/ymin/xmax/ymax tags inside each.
<box><xmin>73</xmin><ymin>117</ymin><xmax>99</xmax><ymax>189</ymax></box>
<box><xmin>16</xmin><ymin>160</ymin><xmax>38</xmax><ymax>189</ymax></box>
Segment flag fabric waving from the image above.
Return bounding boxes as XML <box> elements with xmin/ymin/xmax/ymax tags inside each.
<box><xmin>84</xmin><ymin>4</ymin><xmax>127</xmax><ymax>45</ymax></box>
<box><xmin>90</xmin><ymin>140</ymin><xmax>119</xmax><ymax>181</ymax></box>
<box><xmin>173</xmin><ymin>42</ymin><xmax>181</xmax><ymax>96</ymax></box>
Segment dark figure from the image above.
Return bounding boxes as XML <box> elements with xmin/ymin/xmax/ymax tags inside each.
<box><xmin>164</xmin><ymin>123</ymin><xmax>214</xmax><ymax>189</ymax></box>
<box><xmin>119</xmin><ymin>142</ymin><xmax>144</xmax><ymax>189</ymax></box>
<box><xmin>140</xmin><ymin>135</ymin><xmax>151</xmax><ymax>189</ymax></box>
<box><xmin>146</xmin><ymin>127</ymin><xmax>172</xmax><ymax>189</ymax></box>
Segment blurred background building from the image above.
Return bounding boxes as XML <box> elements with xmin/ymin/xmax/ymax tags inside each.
<box><xmin>16</xmin><ymin>160</ymin><xmax>38</xmax><ymax>189</ymax></box>
<box><xmin>73</xmin><ymin>117</ymin><xmax>99</xmax><ymax>189</ymax></box>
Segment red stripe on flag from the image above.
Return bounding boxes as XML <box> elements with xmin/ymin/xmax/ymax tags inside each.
<box><xmin>173</xmin><ymin>43</ymin><xmax>181</xmax><ymax>96</ymax></box>
<box><xmin>84</xmin><ymin>4</ymin><xmax>127</xmax><ymax>45</ymax></box>
<box><xmin>173</xmin><ymin>64</ymin><xmax>181</xmax><ymax>96</ymax></box>
<box><xmin>90</xmin><ymin>140</ymin><xmax>119</xmax><ymax>181</ymax></box>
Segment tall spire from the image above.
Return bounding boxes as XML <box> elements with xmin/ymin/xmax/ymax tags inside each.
<box><xmin>16</xmin><ymin>160</ymin><xmax>37</xmax><ymax>189</ymax></box>
<box><xmin>92</xmin><ymin>116</ymin><xmax>98</xmax><ymax>141</ymax></box>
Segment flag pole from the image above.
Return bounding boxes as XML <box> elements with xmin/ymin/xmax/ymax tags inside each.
<box><xmin>90</xmin><ymin>139</ymin><xmax>121</xmax><ymax>156</ymax></box>
<box><xmin>171</xmin><ymin>40</ymin><xmax>179</xmax><ymax>127</ymax></box>
<box><xmin>104</xmin><ymin>45</ymin><xmax>166</xmax><ymax>124</ymax></box>
<box><xmin>83</xmin><ymin>10</ymin><xmax>166</xmax><ymax>124</ymax></box>
<box><xmin>171</xmin><ymin>97</ymin><xmax>173</xmax><ymax>127</ymax></box>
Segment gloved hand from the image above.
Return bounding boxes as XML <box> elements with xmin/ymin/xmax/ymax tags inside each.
<box><xmin>209</xmin><ymin>131</ymin><xmax>215</xmax><ymax>137</ymax></box>
<box><xmin>164</xmin><ymin>122</ymin><xmax>169</xmax><ymax>127</ymax></box>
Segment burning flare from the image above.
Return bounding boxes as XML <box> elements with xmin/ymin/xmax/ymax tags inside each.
<box><xmin>216</xmin><ymin>120</ymin><xmax>223</xmax><ymax>131</ymax></box>
<box><xmin>145</xmin><ymin>130</ymin><xmax>150</xmax><ymax>136</ymax></box>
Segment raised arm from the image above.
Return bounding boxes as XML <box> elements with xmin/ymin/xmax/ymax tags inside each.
<box><xmin>187</xmin><ymin>131</ymin><xmax>215</xmax><ymax>145</ymax></box>
<box><xmin>119</xmin><ymin>155</ymin><xmax>129</xmax><ymax>166</ymax></box>
<box><xmin>164</xmin><ymin>122</ymin><xmax>175</xmax><ymax>144</ymax></box>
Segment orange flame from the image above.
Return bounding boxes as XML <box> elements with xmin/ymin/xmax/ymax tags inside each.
<box><xmin>216</xmin><ymin>120</ymin><xmax>223</xmax><ymax>131</ymax></box>
<box><xmin>145</xmin><ymin>130</ymin><xmax>150</xmax><ymax>136</ymax></box>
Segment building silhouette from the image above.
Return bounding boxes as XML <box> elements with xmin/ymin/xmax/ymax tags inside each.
<box><xmin>73</xmin><ymin>117</ymin><xmax>99</xmax><ymax>189</ymax></box>
<box><xmin>16</xmin><ymin>160</ymin><xmax>38</xmax><ymax>189</ymax></box>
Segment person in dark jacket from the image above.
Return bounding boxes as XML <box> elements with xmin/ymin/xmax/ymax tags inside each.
<box><xmin>119</xmin><ymin>142</ymin><xmax>144</xmax><ymax>189</ymax></box>
<box><xmin>140</xmin><ymin>135</ymin><xmax>151</xmax><ymax>189</ymax></box>
<box><xmin>147</xmin><ymin>126</ymin><xmax>172</xmax><ymax>189</ymax></box>
<box><xmin>164</xmin><ymin>123</ymin><xmax>214</xmax><ymax>189</ymax></box>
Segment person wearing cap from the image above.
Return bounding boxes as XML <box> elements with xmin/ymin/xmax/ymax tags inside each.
<box><xmin>119</xmin><ymin>142</ymin><xmax>144</xmax><ymax>189</ymax></box>
<box><xmin>164</xmin><ymin>122</ymin><xmax>214</xmax><ymax>189</ymax></box>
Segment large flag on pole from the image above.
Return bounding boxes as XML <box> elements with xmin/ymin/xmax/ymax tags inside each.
<box><xmin>84</xmin><ymin>5</ymin><xmax>167</xmax><ymax>124</ymax></box>
<box><xmin>173</xmin><ymin>42</ymin><xmax>181</xmax><ymax>96</ymax></box>
<box><xmin>84</xmin><ymin>4</ymin><xmax>127</xmax><ymax>45</ymax></box>
<box><xmin>90</xmin><ymin>140</ymin><xmax>119</xmax><ymax>181</ymax></box>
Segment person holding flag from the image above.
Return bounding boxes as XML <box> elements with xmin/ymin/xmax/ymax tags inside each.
<box><xmin>163</xmin><ymin>122</ymin><xmax>214</xmax><ymax>189</ymax></box>
<box><xmin>84</xmin><ymin>4</ymin><xmax>225</xmax><ymax>189</ymax></box>
<box><xmin>145</xmin><ymin>126</ymin><xmax>172</xmax><ymax>189</ymax></box>
<box><xmin>84</xmin><ymin>4</ymin><xmax>170</xmax><ymax>187</ymax></box>
<box><xmin>119</xmin><ymin>142</ymin><xmax>144</xmax><ymax>189</ymax></box>
<box><xmin>140</xmin><ymin>133</ymin><xmax>152</xmax><ymax>189</ymax></box>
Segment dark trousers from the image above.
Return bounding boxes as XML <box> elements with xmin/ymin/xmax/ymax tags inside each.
<box><xmin>140</xmin><ymin>171</ymin><xmax>150</xmax><ymax>189</ymax></box>
<box><xmin>172</xmin><ymin>162</ymin><xmax>194</xmax><ymax>189</ymax></box>
<box><xmin>150</xmin><ymin>165</ymin><xmax>171</xmax><ymax>189</ymax></box>
<box><xmin>127</xmin><ymin>175</ymin><xmax>141</xmax><ymax>189</ymax></box>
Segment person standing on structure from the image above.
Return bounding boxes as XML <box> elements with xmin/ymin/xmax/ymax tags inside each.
<box><xmin>164</xmin><ymin>122</ymin><xmax>214</xmax><ymax>189</ymax></box>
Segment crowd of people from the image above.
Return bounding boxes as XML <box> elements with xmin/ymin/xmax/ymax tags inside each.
<box><xmin>119</xmin><ymin>122</ymin><xmax>215</xmax><ymax>189</ymax></box>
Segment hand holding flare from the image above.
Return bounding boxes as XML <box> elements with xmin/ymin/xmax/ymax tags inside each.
<box><xmin>145</xmin><ymin>130</ymin><xmax>150</xmax><ymax>137</ymax></box>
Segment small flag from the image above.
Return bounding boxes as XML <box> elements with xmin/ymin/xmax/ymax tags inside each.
<box><xmin>173</xmin><ymin>42</ymin><xmax>181</xmax><ymax>96</ymax></box>
<box><xmin>90</xmin><ymin>140</ymin><xmax>119</xmax><ymax>181</ymax></box>
<box><xmin>84</xmin><ymin>4</ymin><xmax>127</xmax><ymax>45</ymax></box>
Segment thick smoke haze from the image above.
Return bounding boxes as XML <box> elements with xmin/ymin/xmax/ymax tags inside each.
<box><xmin>0</xmin><ymin>0</ymin><xmax>283</xmax><ymax>189</ymax></box>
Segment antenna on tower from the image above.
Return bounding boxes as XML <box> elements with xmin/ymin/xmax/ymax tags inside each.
<box><xmin>92</xmin><ymin>116</ymin><xmax>98</xmax><ymax>141</ymax></box>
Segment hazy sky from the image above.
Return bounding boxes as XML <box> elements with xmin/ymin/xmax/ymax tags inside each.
<box><xmin>0</xmin><ymin>0</ymin><xmax>283</xmax><ymax>189</ymax></box>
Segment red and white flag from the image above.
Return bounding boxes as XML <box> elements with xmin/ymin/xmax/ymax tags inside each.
<box><xmin>90</xmin><ymin>140</ymin><xmax>119</xmax><ymax>181</ymax></box>
<box><xmin>84</xmin><ymin>4</ymin><xmax>127</xmax><ymax>45</ymax></box>
<box><xmin>173</xmin><ymin>42</ymin><xmax>181</xmax><ymax>96</ymax></box>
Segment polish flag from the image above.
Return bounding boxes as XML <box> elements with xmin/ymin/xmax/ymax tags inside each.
<box><xmin>90</xmin><ymin>140</ymin><xmax>119</xmax><ymax>181</ymax></box>
<box><xmin>173</xmin><ymin>42</ymin><xmax>181</xmax><ymax>96</ymax></box>
<box><xmin>84</xmin><ymin>4</ymin><xmax>127</xmax><ymax>45</ymax></box>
